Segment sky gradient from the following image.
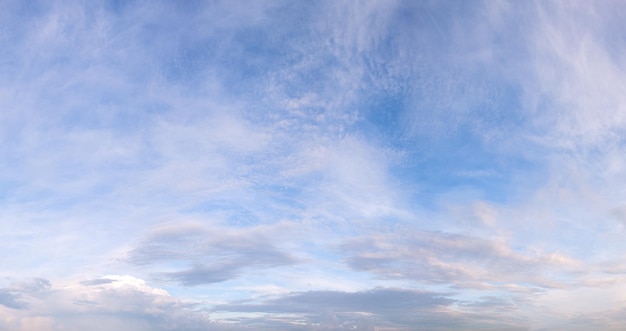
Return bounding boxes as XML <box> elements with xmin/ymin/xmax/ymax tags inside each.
<box><xmin>2</xmin><ymin>0</ymin><xmax>626</xmax><ymax>330</ymax></box>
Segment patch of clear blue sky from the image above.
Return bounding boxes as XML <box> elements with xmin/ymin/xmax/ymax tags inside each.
<box><xmin>159</xmin><ymin>2</ymin><xmax>317</xmax><ymax>90</ymax></box>
<box><xmin>356</xmin><ymin>73</ymin><xmax>542</xmax><ymax>208</ymax></box>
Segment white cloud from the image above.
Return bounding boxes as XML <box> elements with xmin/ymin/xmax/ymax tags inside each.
<box><xmin>0</xmin><ymin>275</ymin><xmax>229</xmax><ymax>331</ymax></box>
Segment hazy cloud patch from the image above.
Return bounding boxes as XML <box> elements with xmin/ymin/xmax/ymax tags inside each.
<box><xmin>128</xmin><ymin>223</ymin><xmax>299</xmax><ymax>285</ymax></box>
<box><xmin>341</xmin><ymin>229</ymin><xmax>581</xmax><ymax>287</ymax></box>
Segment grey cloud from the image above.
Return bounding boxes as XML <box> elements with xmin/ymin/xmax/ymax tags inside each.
<box><xmin>13</xmin><ymin>278</ymin><xmax>51</xmax><ymax>293</ymax></box>
<box><xmin>80</xmin><ymin>278</ymin><xmax>117</xmax><ymax>286</ymax></box>
<box><xmin>215</xmin><ymin>287</ymin><xmax>454</xmax><ymax>314</ymax></box>
<box><xmin>0</xmin><ymin>289</ymin><xmax>28</xmax><ymax>310</ymax></box>
<box><xmin>161</xmin><ymin>263</ymin><xmax>239</xmax><ymax>286</ymax></box>
<box><xmin>213</xmin><ymin>287</ymin><xmax>527</xmax><ymax>330</ymax></box>
<box><xmin>0</xmin><ymin>278</ymin><xmax>53</xmax><ymax>310</ymax></box>
<box><xmin>129</xmin><ymin>223</ymin><xmax>298</xmax><ymax>285</ymax></box>
<box><xmin>160</xmin><ymin>247</ymin><xmax>297</xmax><ymax>285</ymax></box>
<box><xmin>458</xmin><ymin>295</ymin><xmax>527</xmax><ymax>315</ymax></box>
<box><xmin>214</xmin><ymin>288</ymin><xmax>455</xmax><ymax>330</ymax></box>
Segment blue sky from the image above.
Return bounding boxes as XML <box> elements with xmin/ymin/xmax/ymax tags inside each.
<box><xmin>2</xmin><ymin>0</ymin><xmax>626</xmax><ymax>330</ymax></box>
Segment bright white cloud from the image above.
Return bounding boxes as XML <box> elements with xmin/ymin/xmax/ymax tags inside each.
<box><xmin>0</xmin><ymin>276</ymin><xmax>233</xmax><ymax>331</ymax></box>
